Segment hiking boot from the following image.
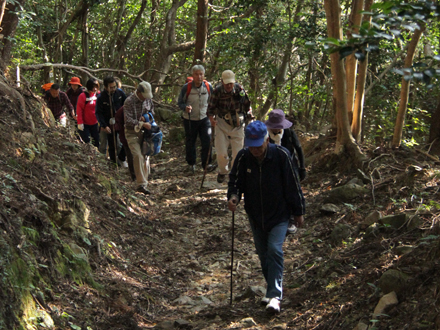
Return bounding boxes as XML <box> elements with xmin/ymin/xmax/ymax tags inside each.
<box><xmin>136</xmin><ymin>186</ymin><xmax>150</xmax><ymax>195</ymax></box>
<box><xmin>287</xmin><ymin>223</ymin><xmax>298</xmax><ymax>235</ymax></box>
<box><xmin>266</xmin><ymin>298</ymin><xmax>280</xmax><ymax>313</ymax></box>
<box><xmin>260</xmin><ymin>297</ymin><xmax>270</xmax><ymax>306</ymax></box>
<box><xmin>217</xmin><ymin>173</ymin><xmax>226</xmax><ymax>183</ymax></box>
<box><xmin>205</xmin><ymin>163</ymin><xmax>217</xmax><ymax>173</ymax></box>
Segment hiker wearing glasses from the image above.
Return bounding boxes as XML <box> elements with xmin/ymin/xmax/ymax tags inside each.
<box><xmin>44</xmin><ymin>83</ymin><xmax>75</xmax><ymax>127</ymax></box>
<box><xmin>177</xmin><ymin>65</ymin><xmax>215</xmax><ymax>174</ymax></box>
<box><xmin>96</xmin><ymin>76</ymin><xmax>127</xmax><ymax>163</ymax></box>
<box><xmin>124</xmin><ymin>82</ymin><xmax>154</xmax><ymax>195</ymax></box>
<box><xmin>227</xmin><ymin>120</ymin><xmax>305</xmax><ymax>314</ymax></box>
<box><xmin>207</xmin><ymin>70</ymin><xmax>251</xmax><ymax>184</ymax></box>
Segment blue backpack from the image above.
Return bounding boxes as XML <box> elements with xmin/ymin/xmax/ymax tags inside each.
<box><xmin>141</xmin><ymin>112</ymin><xmax>163</xmax><ymax>156</ymax></box>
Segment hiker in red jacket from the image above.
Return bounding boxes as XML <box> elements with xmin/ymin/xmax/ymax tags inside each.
<box><xmin>177</xmin><ymin>65</ymin><xmax>216</xmax><ymax>174</ymax></box>
<box><xmin>76</xmin><ymin>78</ymin><xmax>100</xmax><ymax>148</ymax></box>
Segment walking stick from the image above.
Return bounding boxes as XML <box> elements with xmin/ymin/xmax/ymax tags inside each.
<box><xmin>230</xmin><ymin>211</ymin><xmax>235</xmax><ymax>305</ymax></box>
<box><xmin>109</xmin><ymin>92</ymin><xmax>118</xmax><ymax>169</ymax></box>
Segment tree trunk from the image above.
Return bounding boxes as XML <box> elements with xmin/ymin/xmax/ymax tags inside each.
<box><xmin>0</xmin><ymin>0</ymin><xmax>26</xmax><ymax>72</ymax></box>
<box><xmin>324</xmin><ymin>0</ymin><xmax>364</xmax><ymax>163</ymax></box>
<box><xmin>54</xmin><ymin>0</ymin><xmax>89</xmax><ymax>64</ymax></box>
<box><xmin>110</xmin><ymin>0</ymin><xmax>126</xmax><ymax>63</ymax></box>
<box><xmin>345</xmin><ymin>0</ymin><xmax>364</xmax><ymax>123</ymax></box>
<box><xmin>257</xmin><ymin>0</ymin><xmax>303</xmax><ymax>120</ymax></box>
<box><xmin>193</xmin><ymin>0</ymin><xmax>209</xmax><ymax>64</ymax></box>
<box><xmin>0</xmin><ymin>0</ymin><xmax>6</xmax><ymax>27</ymax></box>
<box><xmin>428</xmin><ymin>96</ymin><xmax>440</xmax><ymax>155</ymax></box>
<box><xmin>151</xmin><ymin>0</ymin><xmax>189</xmax><ymax>92</ymax></box>
<box><xmin>143</xmin><ymin>0</ymin><xmax>159</xmax><ymax>79</ymax></box>
<box><xmin>115</xmin><ymin>0</ymin><xmax>147</xmax><ymax>70</ymax></box>
<box><xmin>392</xmin><ymin>25</ymin><xmax>425</xmax><ymax>148</ymax></box>
<box><xmin>351</xmin><ymin>0</ymin><xmax>374</xmax><ymax>141</ymax></box>
<box><xmin>80</xmin><ymin>8</ymin><xmax>89</xmax><ymax>83</ymax></box>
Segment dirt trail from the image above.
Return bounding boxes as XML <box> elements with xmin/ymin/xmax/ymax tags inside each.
<box><xmin>2</xmin><ymin>94</ymin><xmax>440</xmax><ymax>329</ymax></box>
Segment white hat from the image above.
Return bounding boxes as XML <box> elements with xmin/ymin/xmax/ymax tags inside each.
<box><xmin>222</xmin><ymin>70</ymin><xmax>235</xmax><ymax>84</ymax></box>
<box><xmin>138</xmin><ymin>81</ymin><xmax>153</xmax><ymax>99</ymax></box>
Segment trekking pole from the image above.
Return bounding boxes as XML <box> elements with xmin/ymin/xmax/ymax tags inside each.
<box><xmin>109</xmin><ymin>93</ymin><xmax>118</xmax><ymax>169</ymax></box>
<box><xmin>200</xmin><ymin>131</ymin><xmax>214</xmax><ymax>189</ymax></box>
<box><xmin>230</xmin><ymin>211</ymin><xmax>235</xmax><ymax>305</ymax></box>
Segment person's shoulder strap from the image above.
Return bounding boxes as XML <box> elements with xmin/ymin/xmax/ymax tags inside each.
<box><xmin>184</xmin><ymin>83</ymin><xmax>192</xmax><ymax>101</ymax></box>
<box><xmin>203</xmin><ymin>80</ymin><xmax>211</xmax><ymax>95</ymax></box>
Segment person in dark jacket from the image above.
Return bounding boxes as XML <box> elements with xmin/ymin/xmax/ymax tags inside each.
<box><xmin>96</xmin><ymin>76</ymin><xmax>127</xmax><ymax>163</ymax></box>
<box><xmin>265</xmin><ymin>109</ymin><xmax>306</xmax><ymax>180</ymax></box>
<box><xmin>43</xmin><ymin>83</ymin><xmax>74</xmax><ymax>127</ymax></box>
<box><xmin>227</xmin><ymin>120</ymin><xmax>305</xmax><ymax>314</ymax></box>
<box><xmin>115</xmin><ymin>106</ymin><xmax>136</xmax><ymax>181</ymax></box>
<box><xmin>65</xmin><ymin>77</ymin><xmax>85</xmax><ymax>119</ymax></box>
<box><xmin>265</xmin><ymin>109</ymin><xmax>306</xmax><ymax>234</ymax></box>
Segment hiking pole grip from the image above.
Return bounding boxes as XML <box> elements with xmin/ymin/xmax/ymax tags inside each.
<box><xmin>230</xmin><ymin>211</ymin><xmax>235</xmax><ymax>305</ymax></box>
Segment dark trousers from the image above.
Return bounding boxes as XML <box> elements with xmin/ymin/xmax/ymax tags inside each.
<box><xmin>107</xmin><ymin>131</ymin><xmax>120</xmax><ymax>163</ymax></box>
<box><xmin>79</xmin><ymin>123</ymin><xmax>100</xmax><ymax>148</ymax></box>
<box><xmin>183</xmin><ymin>117</ymin><xmax>212</xmax><ymax>168</ymax></box>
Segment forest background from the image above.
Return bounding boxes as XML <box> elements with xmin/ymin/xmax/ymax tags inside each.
<box><xmin>2</xmin><ymin>0</ymin><xmax>440</xmax><ymax>158</ymax></box>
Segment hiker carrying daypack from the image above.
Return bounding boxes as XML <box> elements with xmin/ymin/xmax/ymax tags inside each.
<box><xmin>177</xmin><ymin>66</ymin><xmax>215</xmax><ymax>173</ymax></box>
<box><xmin>141</xmin><ymin>111</ymin><xmax>163</xmax><ymax>156</ymax></box>
<box><xmin>183</xmin><ymin>77</ymin><xmax>211</xmax><ymax>103</ymax></box>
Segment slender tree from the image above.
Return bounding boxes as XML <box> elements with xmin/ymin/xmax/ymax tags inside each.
<box><xmin>392</xmin><ymin>25</ymin><xmax>426</xmax><ymax>148</ymax></box>
<box><xmin>193</xmin><ymin>0</ymin><xmax>209</xmax><ymax>64</ymax></box>
<box><xmin>324</xmin><ymin>0</ymin><xmax>365</xmax><ymax>162</ymax></box>
<box><xmin>345</xmin><ymin>0</ymin><xmax>364</xmax><ymax>124</ymax></box>
<box><xmin>351</xmin><ymin>0</ymin><xmax>374</xmax><ymax>141</ymax></box>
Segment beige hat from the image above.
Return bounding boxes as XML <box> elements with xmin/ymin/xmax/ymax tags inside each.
<box><xmin>222</xmin><ymin>70</ymin><xmax>235</xmax><ymax>84</ymax></box>
<box><xmin>138</xmin><ymin>81</ymin><xmax>153</xmax><ymax>99</ymax></box>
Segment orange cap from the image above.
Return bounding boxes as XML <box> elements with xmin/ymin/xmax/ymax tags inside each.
<box><xmin>42</xmin><ymin>83</ymin><xmax>53</xmax><ymax>91</ymax></box>
<box><xmin>68</xmin><ymin>77</ymin><xmax>82</xmax><ymax>86</ymax></box>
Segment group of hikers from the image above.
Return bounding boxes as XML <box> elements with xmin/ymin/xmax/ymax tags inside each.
<box><xmin>42</xmin><ymin>65</ymin><xmax>307</xmax><ymax>313</ymax></box>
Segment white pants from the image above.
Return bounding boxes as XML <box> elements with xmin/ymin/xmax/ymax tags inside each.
<box><xmin>215</xmin><ymin>117</ymin><xmax>244</xmax><ymax>175</ymax></box>
<box><xmin>125</xmin><ymin>129</ymin><xmax>149</xmax><ymax>188</ymax></box>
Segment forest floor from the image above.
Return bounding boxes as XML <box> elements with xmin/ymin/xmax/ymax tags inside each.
<box><xmin>2</xmin><ymin>93</ymin><xmax>440</xmax><ymax>330</ymax></box>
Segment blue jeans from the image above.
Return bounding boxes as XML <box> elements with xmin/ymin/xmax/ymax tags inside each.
<box><xmin>249</xmin><ymin>219</ymin><xmax>288</xmax><ymax>300</ymax></box>
<box><xmin>183</xmin><ymin>117</ymin><xmax>212</xmax><ymax>167</ymax></box>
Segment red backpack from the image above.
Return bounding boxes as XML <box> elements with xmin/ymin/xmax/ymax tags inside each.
<box><xmin>184</xmin><ymin>79</ymin><xmax>211</xmax><ymax>101</ymax></box>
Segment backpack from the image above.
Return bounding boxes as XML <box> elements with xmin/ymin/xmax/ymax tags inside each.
<box><xmin>184</xmin><ymin>80</ymin><xmax>211</xmax><ymax>102</ymax></box>
<box><xmin>141</xmin><ymin>112</ymin><xmax>163</xmax><ymax>157</ymax></box>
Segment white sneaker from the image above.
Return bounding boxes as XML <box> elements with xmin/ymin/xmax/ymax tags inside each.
<box><xmin>122</xmin><ymin>160</ymin><xmax>128</xmax><ymax>168</ymax></box>
<box><xmin>266</xmin><ymin>298</ymin><xmax>280</xmax><ymax>313</ymax></box>
<box><xmin>260</xmin><ymin>297</ymin><xmax>270</xmax><ymax>306</ymax></box>
<box><xmin>287</xmin><ymin>223</ymin><xmax>297</xmax><ymax>235</ymax></box>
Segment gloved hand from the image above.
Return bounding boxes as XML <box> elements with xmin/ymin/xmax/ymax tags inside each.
<box><xmin>78</xmin><ymin>124</ymin><xmax>84</xmax><ymax>131</ymax></box>
<box><xmin>109</xmin><ymin>118</ymin><xmax>115</xmax><ymax>125</ymax></box>
<box><xmin>299</xmin><ymin>168</ymin><xmax>306</xmax><ymax>181</ymax></box>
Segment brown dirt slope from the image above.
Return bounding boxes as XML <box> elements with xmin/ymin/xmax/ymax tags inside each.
<box><xmin>1</xmin><ymin>85</ymin><xmax>440</xmax><ymax>330</ymax></box>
